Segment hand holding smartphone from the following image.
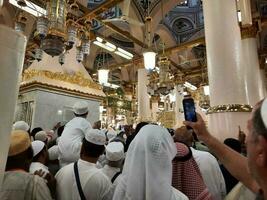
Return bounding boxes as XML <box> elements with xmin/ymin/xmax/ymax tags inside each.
<box><xmin>182</xmin><ymin>96</ymin><xmax>197</xmax><ymax>129</ymax></box>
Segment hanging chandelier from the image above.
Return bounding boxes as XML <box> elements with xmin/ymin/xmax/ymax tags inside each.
<box><xmin>40</xmin><ymin>0</ymin><xmax>67</xmax><ymax>56</ymax></box>
<box><xmin>143</xmin><ymin>17</ymin><xmax>156</xmax><ymax>70</ymax></box>
<box><xmin>199</xmin><ymin>84</ymin><xmax>210</xmax><ymax>110</ymax></box>
<box><xmin>147</xmin><ymin>56</ymin><xmax>174</xmax><ymax>96</ymax></box>
<box><xmin>157</xmin><ymin>56</ymin><xmax>174</xmax><ymax>95</ymax></box>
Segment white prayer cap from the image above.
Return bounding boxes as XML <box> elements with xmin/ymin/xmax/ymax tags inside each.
<box><xmin>73</xmin><ymin>101</ymin><xmax>89</xmax><ymax>115</ymax></box>
<box><xmin>13</xmin><ymin>121</ymin><xmax>30</xmax><ymax>132</ymax></box>
<box><xmin>34</xmin><ymin>131</ymin><xmax>47</xmax><ymax>142</ymax></box>
<box><xmin>31</xmin><ymin>140</ymin><xmax>45</xmax><ymax>157</ymax></box>
<box><xmin>107</xmin><ymin>130</ymin><xmax>117</xmax><ymax>141</ymax></box>
<box><xmin>261</xmin><ymin>98</ymin><xmax>267</xmax><ymax>128</ymax></box>
<box><xmin>85</xmin><ymin>129</ymin><xmax>106</xmax><ymax>145</ymax></box>
<box><xmin>106</xmin><ymin>142</ymin><xmax>124</xmax><ymax>161</ymax></box>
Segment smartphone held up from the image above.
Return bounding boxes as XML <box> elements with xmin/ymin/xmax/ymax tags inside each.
<box><xmin>182</xmin><ymin>96</ymin><xmax>197</xmax><ymax>128</ymax></box>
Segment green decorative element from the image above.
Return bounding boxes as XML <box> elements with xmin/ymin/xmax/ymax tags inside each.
<box><xmin>106</xmin><ymin>96</ymin><xmax>131</xmax><ymax>110</ymax></box>
<box><xmin>116</xmin><ymin>87</ymin><xmax>124</xmax><ymax>97</ymax></box>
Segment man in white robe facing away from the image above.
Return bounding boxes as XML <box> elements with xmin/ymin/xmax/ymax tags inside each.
<box><xmin>56</xmin><ymin>129</ymin><xmax>112</xmax><ymax>200</ymax></box>
<box><xmin>58</xmin><ymin>101</ymin><xmax>92</xmax><ymax>167</ymax></box>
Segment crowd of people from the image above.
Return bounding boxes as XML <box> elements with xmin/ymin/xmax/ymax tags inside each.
<box><xmin>1</xmin><ymin>98</ymin><xmax>267</xmax><ymax>200</ymax></box>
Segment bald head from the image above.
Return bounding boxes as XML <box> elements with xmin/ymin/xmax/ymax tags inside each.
<box><xmin>174</xmin><ymin>126</ymin><xmax>194</xmax><ymax>146</ymax></box>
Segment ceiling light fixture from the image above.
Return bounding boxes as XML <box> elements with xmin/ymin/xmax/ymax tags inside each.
<box><xmin>143</xmin><ymin>17</ymin><xmax>156</xmax><ymax>70</ymax></box>
<box><xmin>203</xmin><ymin>85</ymin><xmax>210</xmax><ymax>96</ymax></box>
<box><xmin>9</xmin><ymin>0</ymin><xmax>46</xmax><ymax>17</ymax></box>
<box><xmin>93</xmin><ymin>37</ymin><xmax>133</xmax><ymax>60</ymax></box>
<box><xmin>184</xmin><ymin>81</ymin><xmax>197</xmax><ymax>91</ymax></box>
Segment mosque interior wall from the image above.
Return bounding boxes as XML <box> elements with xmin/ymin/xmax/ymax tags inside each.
<box><xmin>15</xmin><ymin>89</ymin><xmax>101</xmax><ymax>130</ymax></box>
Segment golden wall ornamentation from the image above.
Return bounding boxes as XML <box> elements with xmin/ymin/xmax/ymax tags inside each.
<box><xmin>241</xmin><ymin>25</ymin><xmax>258</xmax><ymax>39</ymax></box>
<box><xmin>23</xmin><ymin>69</ymin><xmax>102</xmax><ymax>90</ymax></box>
<box><xmin>207</xmin><ymin>104</ymin><xmax>253</xmax><ymax>114</ymax></box>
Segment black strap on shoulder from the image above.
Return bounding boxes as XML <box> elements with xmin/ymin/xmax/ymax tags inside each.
<box><xmin>74</xmin><ymin>162</ymin><xmax>86</xmax><ymax>200</ymax></box>
<box><xmin>111</xmin><ymin>171</ymin><xmax>121</xmax><ymax>183</ymax></box>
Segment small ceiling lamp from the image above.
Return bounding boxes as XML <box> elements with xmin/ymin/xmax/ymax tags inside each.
<box><xmin>59</xmin><ymin>53</ymin><xmax>65</xmax><ymax>65</ymax></box>
<box><xmin>203</xmin><ymin>85</ymin><xmax>210</xmax><ymax>96</ymax></box>
<box><xmin>81</xmin><ymin>39</ymin><xmax>90</xmax><ymax>55</ymax></box>
<box><xmin>98</xmin><ymin>69</ymin><xmax>109</xmax><ymax>85</ymax></box>
<box><xmin>143</xmin><ymin>17</ymin><xmax>156</xmax><ymax>70</ymax></box>
<box><xmin>67</xmin><ymin>24</ymin><xmax>77</xmax><ymax>46</ymax></box>
<box><xmin>14</xmin><ymin>12</ymin><xmax>27</xmax><ymax>33</ymax></box>
<box><xmin>76</xmin><ymin>47</ymin><xmax>84</xmax><ymax>63</ymax></box>
<box><xmin>14</xmin><ymin>21</ymin><xmax>26</xmax><ymax>33</ymax></box>
<box><xmin>36</xmin><ymin>17</ymin><xmax>48</xmax><ymax>39</ymax></box>
<box><xmin>35</xmin><ymin>48</ymin><xmax>43</xmax><ymax>62</ymax></box>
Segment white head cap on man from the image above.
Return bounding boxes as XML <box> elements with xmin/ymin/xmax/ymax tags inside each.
<box><xmin>73</xmin><ymin>101</ymin><xmax>89</xmax><ymax>115</ymax></box>
<box><xmin>31</xmin><ymin>140</ymin><xmax>45</xmax><ymax>157</ymax></box>
<box><xmin>106</xmin><ymin>142</ymin><xmax>124</xmax><ymax>161</ymax></box>
<box><xmin>34</xmin><ymin>131</ymin><xmax>48</xmax><ymax>142</ymax></box>
<box><xmin>13</xmin><ymin>121</ymin><xmax>30</xmax><ymax>132</ymax></box>
<box><xmin>85</xmin><ymin>129</ymin><xmax>106</xmax><ymax>145</ymax></box>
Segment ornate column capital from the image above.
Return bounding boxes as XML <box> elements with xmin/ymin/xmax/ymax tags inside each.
<box><xmin>207</xmin><ymin>104</ymin><xmax>253</xmax><ymax>114</ymax></box>
<box><xmin>241</xmin><ymin>24</ymin><xmax>258</xmax><ymax>39</ymax></box>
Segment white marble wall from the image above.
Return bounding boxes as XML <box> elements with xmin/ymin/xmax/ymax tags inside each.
<box><xmin>17</xmin><ymin>89</ymin><xmax>101</xmax><ymax>130</ymax></box>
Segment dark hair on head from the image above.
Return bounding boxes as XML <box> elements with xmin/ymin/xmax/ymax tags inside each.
<box><xmin>252</xmin><ymin>106</ymin><xmax>267</xmax><ymax>139</ymax></box>
<box><xmin>134</xmin><ymin>122</ymin><xmax>149</xmax><ymax>135</ymax></box>
<box><xmin>224</xmin><ymin>138</ymin><xmax>241</xmax><ymax>153</ymax></box>
<box><xmin>31</xmin><ymin>127</ymin><xmax>43</xmax><ymax>138</ymax></box>
<box><xmin>81</xmin><ymin>138</ymin><xmax>105</xmax><ymax>158</ymax></box>
<box><xmin>74</xmin><ymin>112</ymin><xmax>88</xmax><ymax>118</ymax></box>
<box><xmin>6</xmin><ymin>147</ymin><xmax>33</xmax><ymax>171</ymax></box>
<box><xmin>124</xmin><ymin>122</ymin><xmax>149</xmax><ymax>152</ymax></box>
<box><xmin>57</xmin><ymin>125</ymin><xmax>65</xmax><ymax>137</ymax></box>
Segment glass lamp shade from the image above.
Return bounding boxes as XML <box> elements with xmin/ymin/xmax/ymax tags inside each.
<box><xmin>36</xmin><ymin>17</ymin><xmax>48</xmax><ymax>39</ymax></box>
<box><xmin>143</xmin><ymin>51</ymin><xmax>156</xmax><ymax>70</ymax></box>
<box><xmin>98</xmin><ymin>69</ymin><xmax>109</xmax><ymax>85</ymax></box>
<box><xmin>203</xmin><ymin>85</ymin><xmax>210</xmax><ymax>96</ymax></box>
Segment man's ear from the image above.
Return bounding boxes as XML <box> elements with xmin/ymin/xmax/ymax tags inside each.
<box><xmin>256</xmin><ymin>136</ymin><xmax>267</xmax><ymax>167</ymax></box>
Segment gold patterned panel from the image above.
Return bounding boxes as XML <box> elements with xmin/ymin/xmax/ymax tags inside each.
<box><xmin>23</xmin><ymin>69</ymin><xmax>102</xmax><ymax>90</ymax></box>
<box><xmin>207</xmin><ymin>104</ymin><xmax>253</xmax><ymax>114</ymax></box>
<box><xmin>241</xmin><ymin>25</ymin><xmax>258</xmax><ymax>39</ymax></box>
<box><xmin>157</xmin><ymin>111</ymin><xmax>175</xmax><ymax>128</ymax></box>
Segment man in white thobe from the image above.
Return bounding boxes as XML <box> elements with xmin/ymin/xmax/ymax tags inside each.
<box><xmin>58</xmin><ymin>101</ymin><xmax>92</xmax><ymax>167</ymax></box>
<box><xmin>56</xmin><ymin>129</ymin><xmax>112</xmax><ymax>200</ymax></box>
<box><xmin>174</xmin><ymin>126</ymin><xmax>226</xmax><ymax>200</ymax></box>
<box><xmin>101</xmin><ymin>142</ymin><xmax>124</xmax><ymax>183</ymax></box>
<box><xmin>1</xmin><ymin>130</ymin><xmax>53</xmax><ymax>200</ymax></box>
<box><xmin>30</xmin><ymin>140</ymin><xmax>50</xmax><ymax>176</ymax></box>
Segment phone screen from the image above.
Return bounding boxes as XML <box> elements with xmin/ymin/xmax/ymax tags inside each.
<box><xmin>182</xmin><ymin>98</ymin><xmax>197</xmax><ymax>122</ymax></box>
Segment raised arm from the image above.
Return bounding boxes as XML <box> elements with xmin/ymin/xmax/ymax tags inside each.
<box><xmin>184</xmin><ymin>114</ymin><xmax>259</xmax><ymax>193</ymax></box>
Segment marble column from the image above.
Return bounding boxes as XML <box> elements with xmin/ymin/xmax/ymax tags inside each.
<box><xmin>0</xmin><ymin>25</ymin><xmax>27</xmax><ymax>185</ymax></box>
<box><xmin>241</xmin><ymin>26</ymin><xmax>266</xmax><ymax>104</ymax></box>
<box><xmin>151</xmin><ymin>96</ymin><xmax>159</xmax><ymax>122</ymax></box>
<box><xmin>203</xmin><ymin>0</ymin><xmax>260</xmax><ymax>141</ymax></box>
<box><xmin>239</xmin><ymin>0</ymin><xmax>252</xmax><ymax>26</ymax></box>
<box><xmin>137</xmin><ymin>68</ymin><xmax>151</xmax><ymax>122</ymax></box>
